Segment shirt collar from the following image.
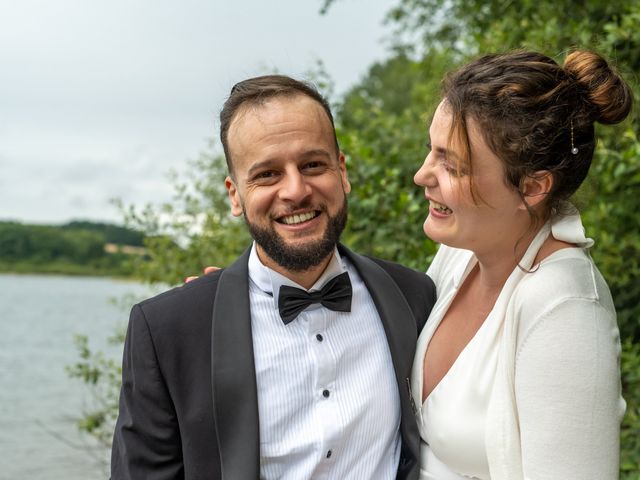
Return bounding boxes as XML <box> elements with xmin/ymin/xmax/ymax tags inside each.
<box><xmin>247</xmin><ymin>242</ymin><xmax>347</xmax><ymax>309</ymax></box>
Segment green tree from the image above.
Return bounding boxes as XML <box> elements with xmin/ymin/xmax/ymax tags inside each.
<box><xmin>0</xmin><ymin>221</ymin><xmax>140</xmax><ymax>276</ymax></box>
<box><xmin>62</xmin><ymin>221</ymin><xmax>145</xmax><ymax>246</ymax></box>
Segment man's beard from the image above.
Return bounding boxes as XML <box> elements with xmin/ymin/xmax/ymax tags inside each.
<box><xmin>245</xmin><ymin>198</ymin><xmax>348</xmax><ymax>272</ymax></box>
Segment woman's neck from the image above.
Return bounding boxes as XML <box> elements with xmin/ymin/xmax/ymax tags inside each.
<box><xmin>472</xmin><ymin>223</ymin><xmax>541</xmax><ymax>289</ymax></box>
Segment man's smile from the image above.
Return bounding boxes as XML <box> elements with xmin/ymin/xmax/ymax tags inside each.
<box><xmin>277</xmin><ymin>210</ymin><xmax>321</xmax><ymax>225</ymax></box>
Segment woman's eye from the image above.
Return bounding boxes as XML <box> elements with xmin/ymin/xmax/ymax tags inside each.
<box><xmin>442</xmin><ymin>162</ymin><xmax>467</xmax><ymax>177</ymax></box>
<box><xmin>442</xmin><ymin>162</ymin><xmax>459</xmax><ymax>175</ymax></box>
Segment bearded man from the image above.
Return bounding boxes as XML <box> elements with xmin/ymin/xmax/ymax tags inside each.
<box><xmin>111</xmin><ymin>75</ymin><xmax>436</xmax><ymax>480</ymax></box>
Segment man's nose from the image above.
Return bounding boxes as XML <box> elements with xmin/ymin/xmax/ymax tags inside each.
<box><xmin>279</xmin><ymin>169</ymin><xmax>312</xmax><ymax>202</ymax></box>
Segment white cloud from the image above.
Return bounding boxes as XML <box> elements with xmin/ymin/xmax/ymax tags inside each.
<box><xmin>0</xmin><ymin>0</ymin><xmax>394</xmax><ymax>224</ymax></box>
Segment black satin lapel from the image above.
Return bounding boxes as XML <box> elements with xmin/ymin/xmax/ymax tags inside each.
<box><xmin>211</xmin><ymin>248</ymin><xmax>260</xmax><ymax>479</ymax></box>
<box><xmin>339</xmin><ymin>246</ymin><xmax>416</xmax><ymax>382</ymax></box>
<box><xmin>338</xmin><ymin>245</ymin><xmax>420</xmax><ymax>476</ymax></box>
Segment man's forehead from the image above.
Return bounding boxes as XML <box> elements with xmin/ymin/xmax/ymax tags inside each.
<box><xmin>227</xmin><ymin>95</ymin><xmax>333</xmax><ymax>158</ymax></box>
<box><xmin>230</xmin><ymin>94</ymin><xmax>328</xmax><ymax>130</ymax></box>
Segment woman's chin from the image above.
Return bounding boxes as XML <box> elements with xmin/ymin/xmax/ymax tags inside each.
<box><xmin>424</xmin><ymin>219</ymin><xmax>450</xmax><ymax>244</ymax></box>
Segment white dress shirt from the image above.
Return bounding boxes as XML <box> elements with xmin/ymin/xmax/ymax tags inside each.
<box><xmin>247</xmin><ymin>243</ymin><xmax>401</xmax><ymax>479</ymax></box>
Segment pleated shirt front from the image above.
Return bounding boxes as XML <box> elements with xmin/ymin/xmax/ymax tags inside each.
<box><xmin>248</xmin><ymin>244</ymin><xmax>402</xmax><ymax>480</ymax></box>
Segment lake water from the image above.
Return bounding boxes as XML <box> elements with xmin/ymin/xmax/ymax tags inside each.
<box><xmin>0</xmin><ymin>274</ymin><xmax>158</xmax><ymax>479</ymax></box>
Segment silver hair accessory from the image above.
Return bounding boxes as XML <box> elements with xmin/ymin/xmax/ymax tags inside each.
<box><xmin>570</xmin><ymin>119</ymin><xmax>579</xmax><ymax>155</ymax></box>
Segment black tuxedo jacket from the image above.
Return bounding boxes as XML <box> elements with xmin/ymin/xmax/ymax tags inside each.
<box><xmin>111</xmin><ymin>244</ymin><xmax>436</xmax><ymax>479</ymax></box>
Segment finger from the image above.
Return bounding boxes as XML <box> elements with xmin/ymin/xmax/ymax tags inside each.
<box><xmin>203</xmin><ymin>266</ymin><xmax>220</xmax><ymax>274</ymax></box>
<box><xmin>184</xmin><ymin>276</ymin><xmax>198</xmax><ymax>283</ymax></box>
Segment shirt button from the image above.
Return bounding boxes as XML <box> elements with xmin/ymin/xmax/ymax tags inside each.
<box><xmin>322</xmin><ymin>389</ymin><xmax>330</xmax><ymax>398</ymax></box>
<box><xmin>316</xmin><ymin>334</ymin><xmax>323</xmax><ymax>342</ymax></box>
<box><xmin>326</xmin><ymin>450</ymin><xmax>332</xmax><ymax>459</ymax></box>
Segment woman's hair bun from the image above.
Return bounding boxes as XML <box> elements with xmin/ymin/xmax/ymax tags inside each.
<box><xmin>564</xmin><ymin>50</ymin><xmax>633</xmax><ymax>125</ymax></box>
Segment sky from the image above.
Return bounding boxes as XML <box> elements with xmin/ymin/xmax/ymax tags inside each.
<box><xmin>0</xmin><ymin>0</ymin><xmax>396</xmax><ymax>225</ymax></box>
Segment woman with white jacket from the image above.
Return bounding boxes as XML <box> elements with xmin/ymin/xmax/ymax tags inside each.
<box><xmin>412</xmin><ymin>50</ymin><xmax>632</xmax><ymax>480</ymax></box>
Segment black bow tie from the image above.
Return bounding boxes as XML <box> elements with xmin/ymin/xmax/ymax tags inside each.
<box><xmin>277</xmin><ymin>271</ymin><xmax>352</xmax><ymax>324</ymax></box>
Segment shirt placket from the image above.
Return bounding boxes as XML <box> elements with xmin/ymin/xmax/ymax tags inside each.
<box><xmin>304</xmin><ymin>307</ymin><xmax>340</xmax><ymax>478</ymax></box>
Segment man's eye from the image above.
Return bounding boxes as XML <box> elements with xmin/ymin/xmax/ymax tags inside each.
<box><xmin>302</xmin><ymin>161</ymin><xmax>327</xmax><ymax>172</ymax></box>
<box><xmin>253</xmin><ymin>171</ymin><xmax>277</xmax><ymax>181</ymax></box>
<box><xmin>425</xmin><ymin>141</ymin><xmax>432</xmax><ymax>151</ymax></box>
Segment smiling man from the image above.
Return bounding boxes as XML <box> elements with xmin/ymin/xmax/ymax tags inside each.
<box><xmin>111</xmin><ymin>75</ymin><xmax>436</xmax><ymax>480</ymax></box>
<box><xmin>224</xmin><ymin>90</ymin><xmax>349</xmax><ymax>285</ymax></box>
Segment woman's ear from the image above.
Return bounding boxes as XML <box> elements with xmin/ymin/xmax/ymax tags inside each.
<box><xmin>519</xmin><ymin>171</ymin><xmax>554</xmax><ymax>210</ymax></box>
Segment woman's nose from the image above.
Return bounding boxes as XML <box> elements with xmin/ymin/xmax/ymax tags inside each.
<box><xmin>414</xmin><ymin>153</ymin><xmax>435</xmax><ymax>187</ymax></box>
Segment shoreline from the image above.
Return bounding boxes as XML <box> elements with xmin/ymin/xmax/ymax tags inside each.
<box><xmin>0</xmin><ymin>263</ymin><xmax>137</xmax><ymax>280</ymax></box>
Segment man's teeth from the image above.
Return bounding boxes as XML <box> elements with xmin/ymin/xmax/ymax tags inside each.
<box><xmin>431</xmin><ymin>200</ymin><xmax>452</xmax><ymax>214</ymax></box>
<box><xmin>281</xmin><ymin>211</ymin><xmax>317</xmax><ymax>225</ymax></box>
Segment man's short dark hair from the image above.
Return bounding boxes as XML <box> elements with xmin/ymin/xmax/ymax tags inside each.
<box><xmin>220</xmin><ymin>75</ymin><xmax>339</xmax><ymax>175</ymax></box>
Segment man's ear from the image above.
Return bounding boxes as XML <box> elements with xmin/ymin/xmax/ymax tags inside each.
<box><xmin>519</xmin><ymin>170</ymin><xmax>553</xmax><ymax>210</ymax></box>
<box><xmin>225</xmin><ymin>176</ymin><xmax>243</xmax><ymax>217</ymax></box>
<box><xmin>338</xmin><ymin>152</ymin><xmax>351</xmax><ymax>194</ymax></box>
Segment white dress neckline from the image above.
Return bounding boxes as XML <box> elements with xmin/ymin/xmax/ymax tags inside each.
<box><xmin>413</xmin><ymin>219</ymin><xmax>560</xmax><ymax>480</ymax></box>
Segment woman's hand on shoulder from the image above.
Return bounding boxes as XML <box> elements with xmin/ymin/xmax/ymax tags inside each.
<box><xmin>184</xmin><ymin>266</ymin><xmax>220</xmax><ymax>283</ymax></box>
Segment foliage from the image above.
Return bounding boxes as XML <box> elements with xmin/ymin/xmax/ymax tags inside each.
<box><xmin>621</xmin><ymin>338</ymin><xmax>640</xmax><ymax>478</ymax></box>
<box><xmin>338</xmin><ymin>51</ymin><xmax>451</xmax><ymax>269</ymax></box>
<box><xmin>117</xmin><ymin>143</ymin><xmax>250</xmax><ymax>286</ymax></box>
<box><xmin>383</xmin><ymin>0</ymin><xmax>639</xmax><ymax>59</ymax></box>
<box><xmin>0</xmin><ymin>222</ymin><xmax>103</xmax><ymax>262</ymax></box>
<box><xmin>66</xmin><ymin>334</ymin><xmax>124</xmax><ymax>450</ymax></box>
<box><xmin>61</xmin><ymin>221</ymin><xmax>145</xmax><ymax>246</ymax></box>
<box><xmin>0</xmin><ymin>221</ymin><xmax>139</xmax><ymax>276</ymax></box>
<box><xmin>584</xmin><ymin>129</ymin><xmax>640</xmax><ymax>341</ymax></box>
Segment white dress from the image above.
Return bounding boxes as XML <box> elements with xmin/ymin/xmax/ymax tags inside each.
<box><xmin>411</xmin><ymin>207</ymin><xmax>625</xmax><ymax>480</ymax></box>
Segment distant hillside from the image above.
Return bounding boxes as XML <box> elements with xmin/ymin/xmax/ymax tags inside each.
<box><xmin>60</xmin><ymin>220</ymin><xmax>145</xmax><ymax>246</ymax></box>
<box><xmin>0</xmin><ymin>220</ymin><xmax>145</xmax><ymax>276</ymax></box>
